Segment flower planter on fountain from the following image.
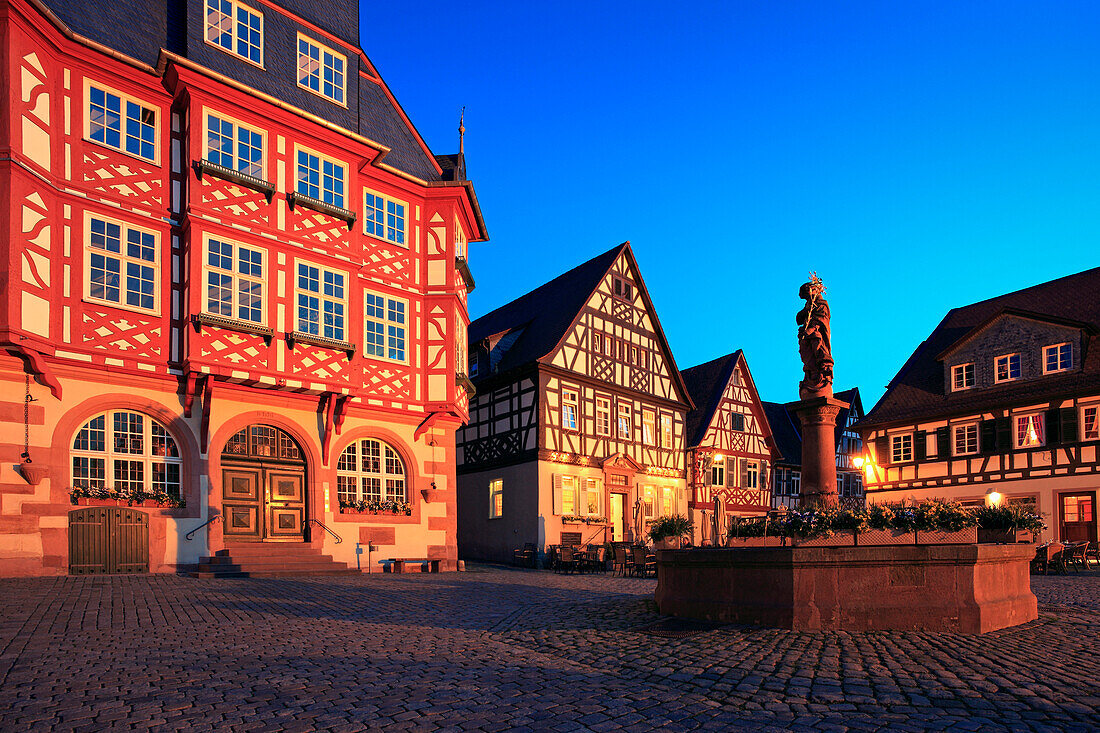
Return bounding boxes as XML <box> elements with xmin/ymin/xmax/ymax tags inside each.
<box><xmin>856</xmin><ymin>528</ymin><xmax>914</xmax><ymax>546</ymax></box>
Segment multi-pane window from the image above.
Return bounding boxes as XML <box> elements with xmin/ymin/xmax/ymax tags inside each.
<box><xmin>1043</xmin><ymin>343</ymin><xmax>1072</xmax><ymax>374</ymax></box>
<box><xmin>469</xmin><ymin>351</ymin><xmax>480</xmax><ymax>378</ymax></box>
<box><xmin>613</xmin><ymin>276</ymin><xmax>633</xmax><ymax>302</ymax></box>
<box><xmin>205</xmin><ymin>238</ymin><xmax>264</xmax><ymax>323</ymax></box>
<box><xmin>297</xmin><ymin>35</ymin><xmax>345</xmax><ymax>104</ymax></box>
<box><xmin>642</xmin><ymin>410</ymin><xmax>656</xmax><ymax>445</ymax></box>
<box><xmin>1015</xmin><ymin>413</ymin><xmax>1044</xmax><ymax>448</ymax></box>
<box><xmin>642</xmin><ymin>485</ymin><xmax>656</xmax><ymax>518</ymax></box>
<box><xmin>86</xmin><ymin>216</ymin><xmax>158</xmax><ymax>312</ymax></box>
<box><xmin>561</xmin><ymin>389</ymin><xmax>579</xmax><ymax>430</ymax></box>
<box><xmin>660</xmin><ymin>487</ymin><xmax>674</xmax><ymax>516</ymax></box>
<box><xmin>296</xmin><ymin>150</ymin><xmax>345</xmax><ymax>208</ymax></box>
<box><xmin>617</xmin><ymin>403</ymin><xmax>632</xmax><ymax>440</ymax></box>
<box><xmin>205</xmin><ymin>0</ymin><xmax>263</xmax><ymax>65</ymax></box>
<box><xmin>560</xmin><ymin>476</ymin><xmax>576</xmax><ymax>515</ymax></box>
<box><xmin>336</xmin><ymin>438</ymin><xmax>406</xmax><ymax>505</ymax></box>
<box><xmin>891</xmin><ymin>433</ymin><xmax>913</xmax><ymax>463</ymax></box>
<box><xmin>953</xmin><ymin>423</ymin><xmax>978</xmax><ymax>456</ymax></box>
<box><xmin>488</xmin><ymin>479</ymin><xmax>503</xmax><ymax>518</ymax></box>
<box><xmin>710</xmin><ymin>461</ymin><xmax>724</xmax><ymax>487</ymax></box>
<box><xmin>71</xmin><ymin>411</ymin><xmax>182</xmax><ymax>499</ymax></box>
<box><xmin>743</xmin><ymin>460</ymin><xmax>759</xmax><ymax>489</ymax></box>
<box><xmin>660</xmin><ymin>414</ymin><xmax>673</xmax><ymax>448</ymax></box>
<box><xmin>88</xmin><ymin>85</ymin><xmax>157</xmax><ymax>162</ymax></box>
<box><xmin>364</xmin><ymin>191</ymin><xmax>407</xmax><ymax>245</ymax></box>
<box><xmin>730</xmin><ymin>413</ymin><xmax>745</xmax><ymax>431</ymax></box>
<box><xmin>952</xmin><ymin>363</ymin><xmax>975</xmax><ymax>391</ymax></box>
<box><xmin>995</xmin><ymin>354</ymin><xmax>1021</xmax><ymax>383</ymax></box>
<box><xmin>790</xmin><ymin>471</ymin><xmax>801</xmax><ymax>495</ymax></box>
<box><xmin>296</xmin><ymin>263</ymin><xmax>346</xmax><ymax>341</ymax></box>
<box><xmin>364</xmin><ymin>291</ymin><xmax>407</xmax><ymax>361</ymax></box>
<box><xmin>595</xmin><ymin>397</ymin><xmax>611</xmax><ymax>436</ymax></box>
<box><xmin>585</xmin><ymin>479</ymin><xmax>601</xmax><ymax>515</ymax></box>
<box><xmin>1083</xmin><ymin>406</ymin><xmax>1099</xmax><ymax>441</ymax></box>
<box><xmin>206</xmin><ymin>114</ymin><xmax>263</xmax><ymax>177</ymax></box>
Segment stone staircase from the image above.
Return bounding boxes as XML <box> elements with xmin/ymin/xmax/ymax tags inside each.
<box><xmin>190</xmin><ymin>543</ymin><xmax>359</xmax><ymax>578</ymax></box>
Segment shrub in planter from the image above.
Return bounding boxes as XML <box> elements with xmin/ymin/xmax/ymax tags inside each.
<box><xmin>648</xmin><ymin>514</ymin><xmax>693</xmax><ymax>548</ymax></box>
<box><xmin>973</xmin><ymin>504</ymin><xmax>1044</xmax><ymax>543</ymax></box>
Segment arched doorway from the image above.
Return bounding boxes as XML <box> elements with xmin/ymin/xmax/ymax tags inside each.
<box><xmin>221</xmin><ymin>425</ymin><xmax>307</xmax><ymax>542</ymax></box>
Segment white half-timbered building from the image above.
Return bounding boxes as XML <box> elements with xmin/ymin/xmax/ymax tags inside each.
<box><xmin>680</xmin><ymin>352</ymin><xmax>779</xmax><ymax>542</ymax></box>
<box><xmin>456</xmin><ymin>243</ymin><xmax>693</xmax><ymax>563</ymax></box>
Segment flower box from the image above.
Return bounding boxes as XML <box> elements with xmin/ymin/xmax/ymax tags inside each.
<box><xmin>787</xmin><ymin>531</ymin><xmax>856</xmax><ymax>547</ymax></box>
<box><xmin>856</xmin><ymin>528</ymin><xmax>914</xmax><ymax>546</ymax></box>
<box><xmin>725</xmin><ymin>536</ymin><xmax>783</xmax><ymax>547</ymax></box>
<box><xmin>76</xmin><ymin>498</ymin><xmax>170</xmax><ymax>508</ymax></box>
<box><xmin>654</xmin><ymin>537</ymin><xmax>682</xmax><ymax>550</ymax></box>
<box><xmin>977</xmin><ymin>528</ymin><xmax>1035</xmax><ymax>544</ymax></box>
<box><xmin>915</xmin><ymin>527</ymin><xmax>978</xmax><ymax>545</ymax></box>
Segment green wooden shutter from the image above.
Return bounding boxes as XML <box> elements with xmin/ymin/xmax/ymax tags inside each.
<box><xmin>914</xmin><ymin>431</ymin><xmax>927</xmax><ymax>461</ymax></box>
<box><xmin>1060</xmin><ymin>407</ymin><xmax>1078</xmax><ymax>443</ymax></box>
<box><xmin>995</xmin><ymin>418</ymin><xmax>1012</xmax><ymax>451</ymax></box>
<box><xmin>875</xmin><ymin>436</ymin><xmax>891</xmax><ymax>466</ymax></box>
<box><xmin>1045</xmin><ymin>408</ymin><xmax>1061</xmax><ymax>444</ymax></box>
<box><xmin>980</xmin><ymin>420</ymin><xmax>997</xmax><ymax>453</ymax></box>
<box><xmin>934</xmin><ymin>427</ymin><xmax>950</xmax><ymax>458</ymax></box>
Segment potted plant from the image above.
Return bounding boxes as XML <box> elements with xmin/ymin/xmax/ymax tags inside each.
<box><xmin>974</xmin><ymin>504</ymin><xmax>1044</xmax><ymax>544</ymax></box>
<box><xmin>912</xmin><ymin>500</ymin><xmax>978</xmax><ymax>544</ymax></box>
<box><xmin>648</xmin><ymin>514</ymin><xmax>693</xmax><ymax>549</ymax></box>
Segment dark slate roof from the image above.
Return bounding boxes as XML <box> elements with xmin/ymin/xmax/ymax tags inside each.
<box><xmin>861</xmin><ymin>267</ymin><xmax>1100</xmax><ymax>429</ymax></box>
<box><xmin>680</xmin><ymin>351</ymin><xmax>741</xmax><ymax>448</ymax></box>
<box><xmin>468</xmin><ymin>244</ymin><xmax>627</xmax><ymax>378</ymax></box>
<box><xmin>762</xmin><ymin>387</ymin><xmax>861</xmax><ymax>468</ymax></box>
<box><xmin>41</xmin><ymin>0</ymin><xmax>441</xmax><ymax>181</ymax></box>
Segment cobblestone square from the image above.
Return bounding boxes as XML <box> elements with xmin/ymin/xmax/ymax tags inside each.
<box><xmin>1</xmin><ymin>568</ymin><xmax>1097</xmax><ymax>731</ymax></box>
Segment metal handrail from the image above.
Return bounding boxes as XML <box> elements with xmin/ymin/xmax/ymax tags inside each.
<box><xmin>308</xmin><ymin>518</ymin><xmax>342</xmax><ymax>544</ymax></box>
<box><xmin>184</xmin><ymin>514</ymin><xmax>221</xmax><ymax>541</ymax></box>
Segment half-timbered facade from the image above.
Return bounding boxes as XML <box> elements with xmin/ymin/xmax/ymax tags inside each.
<box><xmin>680</xmin><ymin>352</ymin><xmax>778</xmax><ymax>542</ymax></box>
<box><xmin>456</xmin><ymin>244</ymin><xmax>693</xmax><ymax>563</ymax></box>
<box><xmin>764</xmin><ymin>388</ymin><xmax>865</xmax><ymax>510</ymax></box>
<box><xmin>0</xmin><ymin>0</ymin><xmax>485</xmax><ymax>575</ymax></box>
<box><xmin>859</xmin><ymin>269</ymin><xmax>1100</xmax><ymax>544</ymax></box>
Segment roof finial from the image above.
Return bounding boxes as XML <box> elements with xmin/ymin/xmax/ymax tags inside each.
<box><xmin>458</xmin><ymin>106</ymin><xmax>465</xmax><ymax>157</ymax></box>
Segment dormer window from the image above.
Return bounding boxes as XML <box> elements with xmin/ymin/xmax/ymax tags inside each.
<box><xmin>995</xmin><ymin>354</ymin><xmax>1021</xmax><ymax>383</ymax></box>
<box><xmin>205</xmin><ymin>0</ymin><xmax>263</xmax><ymax>66</ymax></box>
<box><xmin>469</xmin><ymin>351</ymin><xmax>479</xmax><ymax>378</ymax></box>
<box><xmin>951</xmin><ymin>363</ymin><xmax>975</xmax><ymax>391</ymax></box>
<box><xmin>297</xmin><ymin>34</ymin><xmax>346</xmax><ymax>105</ymax></box>
<box><xmin>613</xmin><ymin>277</ymin><xmax>633</xmax><ymax>302</ymax></box>
<box><xmin>1043</xmin><ymin>343</ymin><xmax>1072</xmax><ymax>374</ymax></box>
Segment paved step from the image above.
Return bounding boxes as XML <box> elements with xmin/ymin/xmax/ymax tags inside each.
<box><xmin>216</xmin><ymin>545</ymin><xmax>323</xmax><ymax>557</ymax></box>
<box><xmin>189</xmin><ymin>567</ymin><xmax>359</xmax><ymax>579</ymax></box>
<box><xmin>193</xmin><ymin>543</ymin><xmax>356</xmax><ymax>578</ymax></box>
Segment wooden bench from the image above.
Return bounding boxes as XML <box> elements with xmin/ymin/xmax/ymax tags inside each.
<box><xmin>387</xmin><ymin>557</ymin><xmax>443</xmax><ymax>574</ymax></box>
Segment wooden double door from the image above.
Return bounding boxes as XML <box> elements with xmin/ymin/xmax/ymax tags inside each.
<box><xmin>222</xmin><ymin>464</ymin><xmax>307</xmax><ymax>542</ymax></box>
<box><xmin>1060</xmin><ymin>491</ymin><xmax>1097</xmax><ymax>543</ymax></box>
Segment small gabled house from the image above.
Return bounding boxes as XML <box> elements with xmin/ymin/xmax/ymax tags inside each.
<box><xmin>763</xmin><ymin>388</ymin><xmax>866</xmax><ymax>510</ymax></box>
<box><xmin>680</xmin><ymin>352</ymin><xmax>779</xmax><ymax>540</ymax></box>
<box><xmin>456</xmin><ymin>243</ymin><xmax>694</xmax><ymax>563</ymax></box>
<box><xmin>858</xmin><ymin>268</ymin><xmax>1100</xmax><ymax>544</ymax></box>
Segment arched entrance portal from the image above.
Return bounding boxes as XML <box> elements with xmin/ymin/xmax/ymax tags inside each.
<box><xmin>221</xmin><ymin>425</ymin><xmax>307</xmax><ymax>542</ymax></box>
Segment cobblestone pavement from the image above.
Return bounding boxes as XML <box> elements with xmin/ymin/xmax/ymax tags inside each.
<box><xmin>1</xmin><ymin>568</ymin><xmax>1098</xmax><ymax>732</ymax></box>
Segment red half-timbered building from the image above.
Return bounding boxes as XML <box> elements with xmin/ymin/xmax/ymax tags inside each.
<box><xmin>680</xmin><ymin>351</ymin><xmax>779</xmax><ymax>542</ymax></box>
<box><xmin>456</xmin><ymin>243</ymin><xmax>693</xmax><ymax>563</ymax></box>
<box><xmin>0</xmin><ymin>0</ymin><xmax>485</xmax><ymax>575</ymax></box>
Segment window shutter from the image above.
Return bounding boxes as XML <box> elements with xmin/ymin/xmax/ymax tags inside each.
<box><xmin>875</xmin><ymin>436</ymin><xmax>891</xmax><ymax>466</ymax></box>
<box><xmin>1060</xmin><ymin>407</ymin><xmax>1078</xmax><ymax>443</ymax></box>
<box><xmin>740</xmin><ymin>459</ymin><xmax>749</xmax><ymax>488</ymax></box>
<box><xmin>552</xmin><ymin>474</ymin><xmax>562</xmax><ymax>515</ymax></box>
<box><xmin>1045</xmin><ymin>408</ymin><xmax>1061</xmax><ymax>444</ymax></box>
<box><xmin>914</xmin><ymin>430</ymin><xmax>927</xmax><ymax>461</ymax></box>
<box><xmin>934</xmin><ymin>427</ymin><xmax>950</xmax><ymax>458</ymax></box>
<box><xmin>995</xmin><ymin>418</ymin><xmax>1012</xmax><ymax>451</ymax></box>
<box><xmin>726</xmin><ymin>459</ymin><xmax>736</xmax><ymax>487</ymax></box>
<box><xmin>980</xmin><ymin>420</ymin><xmax>997</xmax><ymax>454</ymax></box>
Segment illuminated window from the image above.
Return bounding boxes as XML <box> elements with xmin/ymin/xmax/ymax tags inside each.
<box><xmin>642</xmin><ymin>485</ymin><xmax>655</xmax><ymax>518</ymax></box>
<box><xmin>364</xmin><ymin>190</ymin><xmax>408</xmax><ymax>246</ymax></box>
<box><xmin>364</xmin><ymin>291</ymin><xmax>407</xmax><ymax>362</ymax></box>
<box><xmin>88</xmin><ymin>84</ymin><xmax>157</xmax><ymax>162</ymax></box>
<box><xmin>710</xmin><ymin>460</ymin><xmax>724</xmax><ymax>487</ymax></box>
<box><xmin>336</xmin><ymin>439</ymin><xmax>406</xmax><ymax>505</ymax></box>
<box><xmin>488</xmin><ymin>479</ymin><xmax>503</xmax><ymax>519</ymax></box>
<box><xmin>660</xmin><ymin>414</ymin><xmax>673</xmax><ymax>448</ymax></box>
<box><xmin>953</xmin><ymin>423</ymin><xmax>979</xmax><ymax>456</ymax></box>
<box><xmin>297</xmin><ymin>34</ymin><xmax>345</xmax><ymax>104</ymax></box>
<box><xmin>1062</xmin><ymin>495</ymin><xmax>1094</xmax><ymax>523</ymax></box>
<box><xmin>1043</xmin><ymin>343</ymin><xmax>1072</xmax><ymax>374</ymax></box>
<box><xmin>85</xmin><ymin>215</ymin><xmax>158</xmax><ymax>313</ymax></box>
<box><xmin>205</xmin><ymin>237</ymin><xmax>264</xmax><ymax>323</ymax></box>
<box><xmin>617</xmin><ymin>403</ymin><xmax>632</xmax><ymax>440</ymax></box>
<box><xmin>71</xmin><ymin>411</ymin><xmax>181</xmax><ymax>499</ymax></box>
<box><xmin>296</xmin><ymin>149</ymin><xmax>346</xmax><ymax>209</ymax></box>
<box><xmin>561</xmin><ymin>389</ymin><xmax>578</xmax><ymax>431</ymax></box>
<box><xmin>1082</xmin><ymin>406</ymin><xmax>1099</xmax><ymax>441</ymax></box>
<box><xmin>560</xmin><ymin>476</ymin><xmax>577</xmax><ymax>515</ymax></box>
<box><xmin>206</xmin><ymin>114</ymin><xmax>263</xmax><ymax>177</ymax></box>
<box><xmin>595</xmin><ymin>397</ymin><xmax>611</xmax><ymax>436</ymax></box>
<box><xmin>1015</xmin><ymin>413</ymin><xmax>1044</xmax><ymax>449</ymax></box>
<box><xmin>296</xmin><ymin>262</ymin><xmax>346</xmax><ymax>341</ymax></box>
<box><xmin>585</xmin><ymin>478</ymin><xmax>601</xmax><ymax>515</ymax></box>
<box><xmin>642</xmin><ymin>410</ymin><xmax>656</xmax><ymax>445</ymax></box>
<box><xmin>995</xmin><ymin>354</ymin><xmax>1021</xmax><ymax>383</ymax></box>
<box><xmin>952</xmin><ymin>363</ymin><xmax>975</xmax><ymax>391</ymax></box>
<box><xmin>205</xmin><ymin>0</ymin><xmax>262</xmax><ymax>65</ymax></box>
<box><xmin>661</xmin><ymin>487</ymin><xmax>674</xmax><ymax>516</ymax></box>
<box><xmin>891</xmin><ymin>434</ymin><xmax>913</xmax><ymax>463</ymax></box>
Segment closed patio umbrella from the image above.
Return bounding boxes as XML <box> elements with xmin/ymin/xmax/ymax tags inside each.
<box><xmin>633</xmin><ymin>498</ymin><xmax>644</xmax><ymax>543</ymax></box>
<box><xmin>712</xmin><ymin>496</ymin><xmax>722</xmax><ymax>546</ymax></box>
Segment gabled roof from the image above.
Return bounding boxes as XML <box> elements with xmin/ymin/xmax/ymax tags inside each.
<box><xmin>935</xmin><ymin>307</ymin><xmax>1095</xmax><ymax>361</ymax></box>
<box><xmin>468</xmin><ymin>243</ymin><xmax>694</xmax><ymax>406</ymax></box>
<box><xmin>862</xmin><ymin>266</ymin><xmax>1100</xmax><ymax>429</ymax></box>
<box><xmin>680</xmin><ymin>351</ymin><xmax>778</xmax><ymax>456</ymax></box>
<box><xmin>762</xmin><ymin>387</ymin><xmax>862</xmax><ymax>468</ymax></box>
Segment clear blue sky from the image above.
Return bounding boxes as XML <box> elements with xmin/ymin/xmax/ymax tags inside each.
<box><xmin>361</xmin><ymin>1</ymin><xmax>1100</xmax><ymax>407</ymax></box>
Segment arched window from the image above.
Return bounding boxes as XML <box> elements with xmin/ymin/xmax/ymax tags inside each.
<box><xmin>336</xmin><ymin>438</ymin><xmax>406</xmax><ymax>507</ymax></box>
<box><xmin>71</xmin><ymin>411</ymin><xmax>182</xmax><ymax>499</ymax></box>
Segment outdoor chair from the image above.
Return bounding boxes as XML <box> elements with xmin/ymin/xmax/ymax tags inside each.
<box><xmin>632</xmin><ymin>545</ymin><xmax>656</xmax><ymax>578</ymax></box>
<box><xmin>613</xmin><ymin>544</ymin><xmax>629</xmax><ymax>576</ymax></box>
<box><xmin>1032</xmin><ymin>542</ymin><xmax>1066</xmax><ymax>575</ymax></box>
<box><xmin>513</xmin><ymin>542</ymin><xmax>537</xmax><ymax>568</ymax></box>
<box><xmin>1065</xmin><ymin>541</ymin><xmax>1089</xmax><ymax>572</ymax></box>
<box><xmin>1085</xmin><ymin>542</ymin><xmax>1099</xmax><ymax>570</ymax></box>
<box><xmin>557</xmin><ymin>545</ymin><xmax>577</xmax><ymax>574</ymax></box>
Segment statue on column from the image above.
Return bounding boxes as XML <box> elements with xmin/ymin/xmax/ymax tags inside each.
<box><xmin>796</xmin><ymin>273</ymin><xmax>833</xmax><ymax>400</ymax></box>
